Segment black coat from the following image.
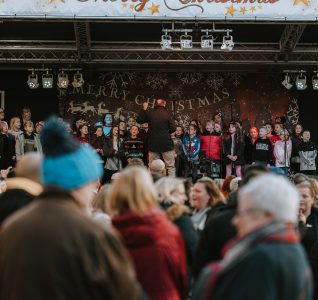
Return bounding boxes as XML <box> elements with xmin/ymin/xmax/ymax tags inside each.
<box><xmin>137</xmin><ymin>106</ymin><xmax>176</xmax><ymax>153</ymax></box>
<box><xmin>192</xmin><ymin>192</ymin><xmax>237</xmax><ymax>278</ymax></box>
<box><xmin>0</xmin><ymin>134</ymin><xmax>15</xmax><ymax>169</ymax></box>
<box><xmin>223</xmin><ymin>134</ymin><xmax>245</xmax><ymax>165</ymax></box>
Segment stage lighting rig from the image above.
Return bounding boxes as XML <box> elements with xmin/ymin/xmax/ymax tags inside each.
<box><xmin>281</xmin><ymin>73</ymin><xmax>293</xmax><ymax>90</ymax></box>
<box><xmin>57</xmin><ymin>71</ymin><xmax>69</xmax><ymax>89</ymax></box>
<box><xmin>201</xmin><ymin>30</ymin><xmax>214</xmax><ymax>50</ymax></box>
<box><xmin>312</xmin><ymin>72</ymin><xmax>318</xmax><ymax>90</ymax></box>
<box><xmin>72</xmin><ymin>71</ymin><xmax>85</xmax><ymax>88</ymax></box>
<box><xmin>295</xmin><ymin>72</ymin><xmax>307</xmax><ymax>90</ymax></box>
<box><xmin>42</xmin><ymin>70</ymin><xmax>53</xmax><ymax>89</ymax></box>
<box><xmin>27</xmin><ymin>70</ymin><xmax>39</xmax><ymax>89</ymax></box>
<box><xmin>221</xmin><ymin>31</ymin><xmax>235</xmax><ymax>51</ymax></box>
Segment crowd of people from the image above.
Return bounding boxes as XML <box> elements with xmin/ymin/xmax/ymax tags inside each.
<box><xmin>0</xmin><ymin>101</ymin><xmax>317</xmax><ymax>299</ymax></box>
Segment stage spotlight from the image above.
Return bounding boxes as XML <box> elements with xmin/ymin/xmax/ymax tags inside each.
<box><xmin>42</xmin><ymin>72</ymin><xmax>53</xmax><ymax>89</ymax></box>
<box><xmin>295</xmin><ymin>73</ymin><xmax>307</xmax><ymax>90</ymax></box>
<box><xmin>281</xmin><ymin>74</ymin><xmax>293</xmax><ymax>90</ymax></box>
<box><xmin>221</xmin><ymin>34</ymin><xmax>234</xmax><ymax>51</ymax></box>
<box><xmin>201</xmin><ymin>34</ymin><xmax>213</xmax><ymax>50</ymax></box>
<box><xmin>180</xmin><ymin>33</ymin><xmax>193</xmax><ymax>49</ymax></box>
<box><xmin>160</xmin><ymin>32</ymin><xmax>173</xmax><ymax>50</ymax></box>
<box><xmin>57</xmin><ymin>71</ymin><xmax>69</xmax><ymax>89</ymax></box>
<box><xmin>72</xmin><ymin>71</ymin><xmax>85</xmax><ymax>88</ymax></box>
<box><xmin>312</xmin><ymin>74</ymin><xmax>318</xmax><ymax>90</ymax></box>
<box><xmin>27</xmin><ymin>71</ymin><xmax>39</xmax><ymax>89</ymax></box>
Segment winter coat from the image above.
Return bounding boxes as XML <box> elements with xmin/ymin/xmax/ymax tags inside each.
<box><xmin>0</xmin><ymin>133</ymin><xmax>15</xmax><ymax>169</ymax></box>
<box><xmin>161</xmin><ymin>203</ymin><xmax>199</xmax><ymax>267</ymax></box>
<box><xmin>223</xmin><ymin>134</ymin><xmax>245</xmax><ymax>165</ymax></box>
<box><xmin>182</xmin><ymin>135</ymin><xmax>200</xmax><ymax>161</ymax></box>
<box><xmin>137</xmin><ymin>106</ymin><xmax>176</xmax><ymax>153</ymax></box>
<box><xmin>193</xmin><ymin>224</ymin><xmax>313</xmax><ymax>300</ymax></box>
<box><xmin>274</xmin><ymin>139</ymin><xmax>292</xmax><ymax>168</ymax></box>
<box><xmin>291</xmin><ymin>135</ymin><xmax>302</xmax><ymax>161</ymax></box>
<box><xmin>0</xmin><ymin>188</ymin><xmax>141</xmax><ymax>300</ymax></box>
<box><xmin>299</xmin><ymin>141</ymin><xmax>317</xmax><ymax>171</ymax></box>
<box><xmin>15</xmin><ymin>132</ymin><xmax>42</xmax><ymax>160</ymax></box>
<box><xmin>112</xmin><ymin>210</ymin><xmax>188</xmax><ymax>300</ymax></box>
<box><xmin>252</xmin><ymin>137</ymin><xmax>272</xmax><ymax>165</ymax></box>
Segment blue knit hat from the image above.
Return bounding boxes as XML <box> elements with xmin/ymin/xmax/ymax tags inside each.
<box><xmin>40</xmin><ymin>117</ymin><xmax>102</xmax><ymax>190</ymax></box>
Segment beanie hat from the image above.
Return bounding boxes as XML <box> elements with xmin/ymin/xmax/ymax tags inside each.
<box><xmin>40</xmin><ymin>116</ymin><xmax>102</xmax><ymax>190</ymax></box>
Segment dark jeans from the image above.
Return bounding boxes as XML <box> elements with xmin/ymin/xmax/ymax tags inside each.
<box><xmin>184</xmin><ymin>160</ymin><xmax>199</xmax><ymax>182</ymax></box>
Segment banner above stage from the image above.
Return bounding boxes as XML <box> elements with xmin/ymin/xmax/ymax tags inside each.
<box><xmin>0</xmin><ymin>0</ymin><xmax>317</xmax><ymax>21</ymax></box>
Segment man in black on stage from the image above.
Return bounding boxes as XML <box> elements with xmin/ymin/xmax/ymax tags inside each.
<box><xmin>137</xmin><ymin>99</ymin><xmax>176</xmax><ymax>177</ymax></box>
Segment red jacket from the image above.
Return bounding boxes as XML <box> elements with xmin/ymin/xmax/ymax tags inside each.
<box><xmin>112</xmin><ymin>210</ymin><xmax>188</xmax><ymax>300</ymax></box>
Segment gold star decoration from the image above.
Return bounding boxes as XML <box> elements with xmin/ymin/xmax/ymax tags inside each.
<box><xmin>226</xmin><ymin>5</ymin><xmax>237</xmax><ymax>16</ymax></box>
<box><xmin>240</xmin><ymin>6</ymin><xmax>247</xmax><ymax>14</ymax></box>
<box><xmin>149</xmin><ymin>3</ymin><xmax>160</xmax><ymax>14</ymax></box>
<box><xmin>130</xmin><ymin>4</ymin><xmax>135</xmax><ymax>10</ymax></box>
<box><xmin>294</xmin><ymin>0</ymin><xmax>309</xmax><ymax>5</ymax></box>
<box><xmin>250</xmin><ymin>6</ymin><xmax>256</xmax><ymax>12</ymax></box>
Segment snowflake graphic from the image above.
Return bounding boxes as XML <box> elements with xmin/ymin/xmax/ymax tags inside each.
<box><xmin>177</xmin><ymin>72</ymin><xmax>203</xmax><ymax>86</ymax></box>
<box><xmin>99</xmin><ymin>72</ymin><xmax>138</xmax><ymax>89</ymax></box>
<box><xmin>168</xmin><ymin>85</ymin><xmax>183</xmax><ymax>99</ymax></box>
<box><xmin>176</xmin><ymin>113</ymin><xmax>191</xmax><ymax>129</ymax></box>
<box><xmin>145</xmin><ymin>73</ymin><xmax>168</xmax><ymax>90</ymax></box>
<box><xmin>227</xmin><ymin>73</ymin><xmax>243</xmax><ymax>87</ymax></box>
<box><xmin>286</xmin><ymin>98</ymin><xmax>299</xmax><ymax>125</ymax></box>
<box><xmin>206</xmin><ymin>74</ymin><xmax>224</xmax><ymax>91</ymax></box>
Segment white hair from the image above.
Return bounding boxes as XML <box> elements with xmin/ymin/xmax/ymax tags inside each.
<box><xmin>230</xmin><ymin>177</ymin><xmax>241</xmax><ymax>192</ymax></box>
<box><xmin>239</xmin><ymin>173</ymin><xmax>300</xmax><ymax>223</ymax></box>
<box><xmin>150</xmin><ymin>159</ymin><xmax>165</xmax><ymax>174</ymax></box>
<box><xmin>154</xmin><ymin>177</ymin><xmax>184</xmax><ymax>204</ymax></box>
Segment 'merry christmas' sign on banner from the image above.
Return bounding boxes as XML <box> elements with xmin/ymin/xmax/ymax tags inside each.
<box><xmin>60</xmin><ymin>72</ymin><xmax>299</xmax><ymax>130</ymax></box>
<box><xmin>0</xmin><ymin>0</ymin><xmax>317</xmax><ymax>20</ymax></box>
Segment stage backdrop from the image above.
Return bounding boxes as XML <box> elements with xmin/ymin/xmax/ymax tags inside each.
<box><xmin>0</xmin><ymin>0</ymin><xmax>317</xmax><ymax>20</ymax></box>
<box><xmin>60</xmin><ymin>72</ymin><xmax>299</xmax><ymax>130</ymax></box>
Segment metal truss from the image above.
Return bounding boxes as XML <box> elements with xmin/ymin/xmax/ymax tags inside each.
<box><xmin>74</xmin><ymin>22</ymin><xmax>91</xmax><ymax>60</ymax></box>
<box><xmin>279</xmin><ymin>24</ymin><xmax>306</xmax><ymax>52</ymax></box>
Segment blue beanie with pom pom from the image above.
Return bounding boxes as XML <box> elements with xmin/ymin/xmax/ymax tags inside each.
<box><xmin>40</xmin><ymin>116</ymin><xmax>102</xmax><ymax>190</ymax></box>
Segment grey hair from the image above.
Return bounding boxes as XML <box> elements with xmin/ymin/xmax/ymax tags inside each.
<box><xmin>239</xmin><ymin>173</ymin><xmax>300</xmax><ymax>223</ymax></box>
<box><xmin>154</xmin><ymin>177</ymin><xmax>185</xmax><ymax>204</ymax></box>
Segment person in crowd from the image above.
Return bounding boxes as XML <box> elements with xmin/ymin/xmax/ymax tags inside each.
<box><xmin>190</xmin><ymin>178</ymin><xmax>226</xmax><ymax>232</ymax></box>
<box><xmin>103</xmin><ymin>113</ymin><xmax>113</xmax><ymax>137</ymax></box>
<box><xmin>252</xmin><ymin>126</ymin><xmax>272</xmax><ymax>166</ymax></box>
<box><xmin>299</xmin><ymin>130</ymin><xmax>317</xmax><ymax>176</ymax></box>
<box><xmin>149</xmin><ymin>158</ymin><xmax>166</xmax><ymax>182</ymax></box>
<box><xmin>274</xmin><ymin>128</ymin><xmax>292</xmax><ymax>174</ymax></box>
<box><xmin>103</xmin><ymin>126</ymin><xmax>123</xmax><ymax>183</ymax></box>
<box><xmin>308</xmin><ymin>177</ymin><xmax>318</xmax><ymax>209</ymax></box>
<box><xmin>137</xmin><ymin>99</ymin><xmax>176</xmax><ymax>177</ymax></box>
<box><xmin>91</xmin><ymin>183</ymin><xmax>111</xmax><ymax>225</ymax></box>
<box><xmin>192</xmin><ymin>165</ymin><xmax>268</xmax><ymax>278</ymax></box>
<box><xmin>0</xmin><ymin>122</ymin><xmax>16</xmax><ymax>169</ymax></box>
<box><xmin>76</xmin><ymin>124</ymin><xmax>90</xmax><ymax>144</ymax></box>
<box><xmin>15</xmin><ymin>121</ymin><xmax>42</xmax><ymax>161</ymax></box>
<box><xmin>291</xmin><ymin>123</ymin><xmax>303</xmax><ymax>173</ymax></box>
<box><xmin>244</xmin><ymin>126</ymin><xmax>258</xmax><ymax>165</ymax></box>
<box><xmin>190</xmin><ymin>119</ymin><xmax>202</xmax><ymax>136</ymax></box>
<box><xmin>20</xmin><ymin>106</ymin><xmax>32</xmax><ymax>125</ymax></box>
<box><xmin>213</xmin><ymin>178</ymin><xmax>224</xmax><ymax>190</ymax></box>
<box><xmin>220</xmin><ymin>175</ymin><xmax>236</xmax><ymax>200</ymax></box>
<box><xmin>193</xmin><ymin>173</ymin><xmax>313</xmax><ymax>300</ymax></box>
<box><xmin>0</xmin><ymin>117</ymin><xmax>142</xmax><ymax>300</ymax></box>
<box><xmin>0</xmin><ymin>152</ymin><xmax>43</xmax><ymax>226</ymax></box>
<box><xmin>127</xmin><ymin>116</ymin><xmax>137</xmax><ymax>131</ymax></box>
<box><xmin>223</xmin><ymin>122</ymin><xmax>245</xmax><ymax>177</ymax></box>
<box><xmin>90</xmin><ymin>125</ymin><xmax>106</xmax><ymax>160</ymax></box>
<box><xmin>108</xmin><ymin>166</ymin><xmax>188</xmax><ymax>300</ymax></box>
<box><xmin>138</xmin><ymin>122</ymin><xmax>149</xmax><ymax>166</ymax></box>
<box><xmin>155</xmin><ymin>177</ymin><xmax>199</xmax><ymax>274</ymax></box>
<box><xmin>127</xmin><ymin>157</ymin><xmax>144</xmax><ymax>167</ymax></box>
<box><xmin>202</xmin><ymin>120</ymin><xmax>215</xmax><ymax>136</ymax></box>
<box><xmin>119</xmin><ymin>120</ymin><xmax>128</xmax><ymax>139</ymax></box>
<box><xmin>171</xmin><ymin>125</ymin><xmax>184</xmax><ymax>177</ymax></box>
<box><xmin>266</xmin><ymin>122</ymin><xmax>280</xmax><ymax>165</ymax></box>
<box><xmin>182</xmin><ymin>124</ymin><xmax>200</xmax><ymax>182</ymax></box>
<box><xmin>293</xmin><ymin>172</ymin><xmax>310</xmax><ymax>185</ymax></box>
<box><xmin>229</xmin><ymin>176</ymin><xmax>241</xmax><ymax>193</ymax></box>
<box><xmin>297</xmin><ymin>180</ymin><xmax>318</xmax><ymax>298</ymax></box>
<box><xmin>213</xmin><ymin>112</ymin><xmax>225</xmax><ymax>131</ymax></box>
<box><xmin>35</xmin><ymin>121</ymin><xmax>44</xmax><ymax>135</ymax></box>
<box><xmin>8</xmin><ymin>117</ymin><xmax>23</xmax><ymax>138</ymax></box>
<box><xmin>124</xmin><ymin>125</ymin><xmax>144</xmax><ymax>161</ymax></box>
<box><xmin>214</xmin><ymin>123</ymin><xmax>222</xmax><ymax>136</ymax></box>
<box><xmin>265</xmin><ymin>122</ymin><xmax>274</xmax><ymax>136</ymax></box>
<box><xmin>72</xmin><ymin>116</ymin><xmax>86</xmax><ymax>136</ymax></box>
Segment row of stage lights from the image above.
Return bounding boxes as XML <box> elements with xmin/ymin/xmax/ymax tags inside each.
<box><xmin>282</xmin><ymin>71</ymin><xmax>318</xmax><ymax>90</ymax></box>
<box><xmin>160</xmin><ymin>24</ymin><xmax>234</xmax><ymax>51</ymax></box>
<box><xmin>27</xmin><ymin>68</ymin><xmax>85</xmax><ymax>90</ymax></box>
